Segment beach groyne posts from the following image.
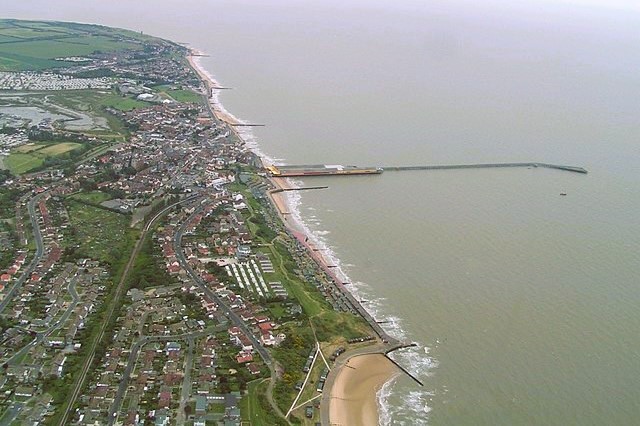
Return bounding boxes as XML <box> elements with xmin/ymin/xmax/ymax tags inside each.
<box><xmin>382</xmin><ymin>162</ymin><xmax>588</xmax><ymax>174</ymax></box>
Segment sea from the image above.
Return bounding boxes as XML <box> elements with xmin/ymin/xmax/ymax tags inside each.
<box><xmin>4</xmin><ymin>0</ymin><xmax>640</xmax><ymax>424</ymax></box>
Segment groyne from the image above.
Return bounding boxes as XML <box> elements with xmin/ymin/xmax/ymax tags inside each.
<box><xmin>271</xmin><ymin>186</ymin><xmax>328</xmax><ymax>193</ymax></box>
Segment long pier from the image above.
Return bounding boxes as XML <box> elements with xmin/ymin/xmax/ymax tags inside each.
<box><xmin>382</xmin><ymin>162</ymin><xmax>588</xmax><ymax>174</ymax></box>
<box><xmin>267</xmin><ymin>162</ymin><xmax>587</xmax><ymax>178</ymax></box>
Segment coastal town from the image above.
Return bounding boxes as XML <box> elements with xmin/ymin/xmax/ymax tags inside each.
<box><xmin>0</xmin><ymin>19</ymin><xmax>410</xmax><ymax>426</ymax></box>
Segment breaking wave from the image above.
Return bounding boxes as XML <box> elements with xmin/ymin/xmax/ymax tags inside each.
<box><xmin>192</xmin><ymin>49</ymin><xmax>437</xmax><ymax>425</ymax></box>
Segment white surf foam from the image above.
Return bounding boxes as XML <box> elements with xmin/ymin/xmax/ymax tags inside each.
<box><xmin>382</xmin><ymin>389</ymin><xmax>434</xmax><ymax>426</ymax></box>
<box><xmin>193</xmin><ymin>48</ymin><xmax>437</xmax><ymax>425</ymax></box>
<box><xmin>377</xmin><ymin>374</ymin><xmax>400</xmax><ymax>426</ymax></box>
<box><xmin>285</xmin><ymin>190</ymin><xmax>439</xmax><ymax>425</ymax></box>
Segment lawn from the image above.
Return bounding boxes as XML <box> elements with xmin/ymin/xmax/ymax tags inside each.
<box><xmin>14</xmin><ymin>143</ymin><xmax>41</xmax><ymax>153</ymax></box>
<box><xmin>153</xmin><ymin>84</ymin><xmax>204</xmax><ymax>104</ymax></box>
<box><xmin>267</xmin><ymin>242</ymin><xmax>325</xmax><ymax>317</ymax></box>
<box><xmin>164</xmin><ymin>89</ymin><xmax>203</xmax><ymax>104</ymax></box>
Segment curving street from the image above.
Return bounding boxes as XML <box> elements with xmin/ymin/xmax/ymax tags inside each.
<box><xmin>57</xmin><ymin>195</ymin><xmax>201</xmax><ymax>426</ymax></box>
<box><xmin>0</xmin><ymin>194</ymin><xmax>45</xmax><ymax>314</ymax></box>
<box><xmin>173</xmin><ymin>204</ymin><xmax>289</xmax><ymax>422</ymax></box>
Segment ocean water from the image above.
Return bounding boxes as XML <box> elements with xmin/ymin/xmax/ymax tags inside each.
<box><xmin>4</xmin><ymin>1</ymin><xmax>640</xmax><ymax>424</ymax></box>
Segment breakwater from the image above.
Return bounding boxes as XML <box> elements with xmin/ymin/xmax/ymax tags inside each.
<box><xmin>271</xmin><ymin>186</ymin><xmax>328</xmax><ymax>193</ymax></box>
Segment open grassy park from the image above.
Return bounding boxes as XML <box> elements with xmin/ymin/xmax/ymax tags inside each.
<box><xmin>153</xmin><ymin>85</ymin><xmax>204</xmax><ymax>104</ymax></box>
<box><xmin>164</xmin><ymin>88</ymin><xmax>203</xmax><ymax>104</ymax></box>
<box><xmin>99</xmin><ymin>93</ymin><xmax>151</xmax><ymax>111</ymax></box>
<box><xmin>35</xmin><ymin>142</ymin><xmax>81</xmax><ymax>156</ymax></box>
<box><xmin>4</xmin><ymin>152</ymin><xmax>44</xmax><ymax>174</ymax></box>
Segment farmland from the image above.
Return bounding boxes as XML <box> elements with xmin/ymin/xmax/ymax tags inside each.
<box><xmin>4</xmin><ymin>152</ymin><xmax>43</xmax><ymax>174</ymax></box>
<box><xmin>5</xmin><ymin>141</ymin><xmax>83</xmax><ymax>174</ymax></box>
<box><xmin>0</xmin><ymin>19</ymin><xmax>148</xmax><ymax>71</ymax></box>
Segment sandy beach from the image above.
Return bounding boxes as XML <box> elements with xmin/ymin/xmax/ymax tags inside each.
<box><xmin>186</xmin><ymin>50</ymin><xmax>242</xmax><ymax>126</ymax></box>
<box><xmin>186</xmin><ymin>47</ymin><xmax>398</xmax><ymax>425</ymax></box>
<box><xmin>329</xmin><ymin>354</ymin><xmax>399</xmax><ymax>426</ymax></box>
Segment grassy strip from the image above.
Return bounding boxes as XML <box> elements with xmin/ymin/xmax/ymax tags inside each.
<box><xmin>241</xmin><ymin>380</ymin><xmax>288</xmax><ymax>426</ymax></box>
<box><xmin>227</xmin><ymin>178</ymin><xmax>372</xmax><ymax>417</ymax></box>
<box><xmin>5</xmin><ymin>141</ymin><xmax>92</xmax><ymax>175</ymax></box>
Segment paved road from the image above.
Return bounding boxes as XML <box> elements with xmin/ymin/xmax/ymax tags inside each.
<box><xmin>176</xmin><ymin>337</ymin><xmax>195</xmax><ymax>425</ymax></box>
<box><xmin>174</xmin><ymin>205</ymin><xmax>288</xmax><ymax>422</ymax></box>
<box><xmin>0</xmin><ymin>194</ymin><xmax>45</xmax><ymax>314</ymax></box>
<box><xmin>108</xmin><ymin>326</ymin><xmax>222</xmax><ymax>424</ymax></box>
<box><xmin>4</xmin><ymin>275</ymin><xmax>79</xmax><ymax>366</ymax></box>
<box><xmin>58</xmin><ymin>195</ymin><xmax>200</xmax><ymax>426</ymax></box>
<box><xmin>173</xmin><ymin>209</ymin><xmax>272</xmax><ymax>366</ymax></box>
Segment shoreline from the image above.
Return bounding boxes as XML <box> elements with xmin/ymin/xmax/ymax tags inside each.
<box><xmin>329</xmin><ymin>354</ymin><xmax>400</xmax><ymax>426</ymax></box>
<box><xmin>186</xmin><ymin>47</ymin><xmax>399</xmax><ymax>425</ymax></box>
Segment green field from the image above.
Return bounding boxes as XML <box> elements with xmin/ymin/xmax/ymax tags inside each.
<box><xmin>240</xmin><ymin>380</ymin><xmax>282</xmax><ymax>426</ymax></box>
<box><xmin>65</xmin><ymin>200</ymin><xmax>130</xmax><ymax>263</ymax></box>
<box><xmin>100</xmin><ymin>94</ymin><xmax>151</xmax><ymax>111</ymax></box>
<box><xmin>4</xmin><ymin>152</ymin><xmax>44</xmax><ymax>174</ymax></box>
<box><xmin>37</xmin><ymin>142</ymin><xmax>82</xmax><ymax>156</ymax></box>
<box><xmin>70</xmin><ymin>191</ymin><xmax>112</xmax><ymax>204</ymax></box>
<box><xmin>14</xmin><ymin>143</ymin><xmax>41</xmax><ymax>153</ymax></box>
<box><xmin>5</xmin><ymin>142</ymin><xmax>83</xmax><ymax>174</ymax></box>
<box><xmin>165</xmin><ymin>89</ymin><xmax>203</xmax><ymax>104</ymax></box>
<box><xmin>0</xmin><ymin>19</ymin><xmax>149</xmax><ymax>71</ymax></box>
<box><xmin>152</xmin><ymin>84</ymin><xmax>203</xmax><ymax>104</ymax></box>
